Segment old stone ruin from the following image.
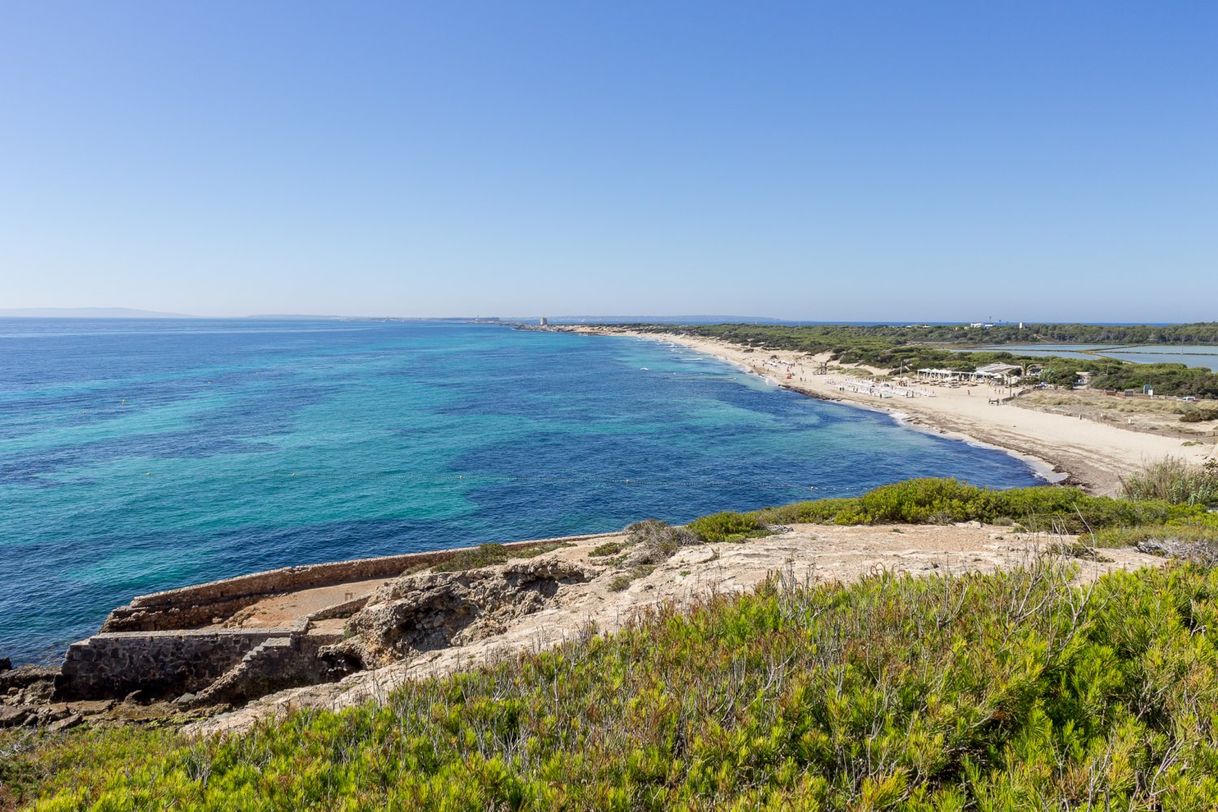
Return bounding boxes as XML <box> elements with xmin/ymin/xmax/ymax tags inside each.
<box><xmin>2</xmin><ymin>538</ymin><xmax>599</xmax><ymax>731</ymax></box>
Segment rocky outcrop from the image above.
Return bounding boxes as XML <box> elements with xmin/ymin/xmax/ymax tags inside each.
<box><xmin>1</xmin><ymin>665</ymin><xmax>57</xmax><ymax>710</ymax></box>
<box><xmin>329</xmin><ymin>559</ymin><xmax>597</xmax><ymax>668</ymax></box>
<box><xmin>1135</xmin><ymin>538</ymin><xmax>1218</xmax><ymax>565</ymax></box>
<box><xmin>99</xmin><ymin>539</ymin><xmax>596</xmax><ymax>632</ymax></box>
<box><xmin>2</xmin><ymin>536</ymin><xmax>617</xmax><ymax>729</ymax></box>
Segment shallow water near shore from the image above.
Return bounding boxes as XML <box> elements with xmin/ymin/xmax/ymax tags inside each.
<box><xmin>0</xmin><ymin>319</ymin><xmax>1041</xmax><ymax>664</ymax></box>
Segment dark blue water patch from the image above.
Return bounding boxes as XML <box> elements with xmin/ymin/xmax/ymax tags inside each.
<box><xmin>0</xmin><ymin>319</ymin><xmax>1041</xmax><ymax>664</ymax></box>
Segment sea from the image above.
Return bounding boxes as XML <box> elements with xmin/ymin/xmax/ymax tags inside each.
<box><xmin>0</xmin><ymin>319</ymin><xmax>1042</xmax><ymax>664</ymax></box>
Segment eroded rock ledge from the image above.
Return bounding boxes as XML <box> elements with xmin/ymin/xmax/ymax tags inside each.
<box><xmin>3</xmin><ymin>524</ymin><xmax>1168</xmax><ymax>734</ymax></box>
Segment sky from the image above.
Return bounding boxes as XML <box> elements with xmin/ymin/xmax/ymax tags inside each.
<box><xmin>1</xmin><ymin>2</ymin><xmax>1215</xmax><ymax>322</ymax></box>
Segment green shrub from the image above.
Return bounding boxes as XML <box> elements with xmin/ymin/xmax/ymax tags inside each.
<box><xmin>687</xmin><ymin>511</ymin><xmax>770</xmax><ymax>542</ymax></box>
<box><xmin>588</xmin><ymin>541</ymin><xmax>625</xmax><ymax>558</ymax></box>
<box><xmin>607</xmin><ymin>574</ymin><xmax>633</xmax><ymax>592</ymax></box>
<box><xmin>745</xmin><ymin>478</ymin><xmax>1207</xmax><ymax>534</ymax></box>
<box><xmin>754</xmin><ymin>497</ymin><xmax>860</xmax><ymax>524</ymax></box>
<box><xmin>431</xmin><ymin>541</ymin><xmax>568</xmax><ymax>572</ymax></box>
<box><xmin>1121</xmin><ymin>458</ymin><xmax>1218</xmax><ymax>506</ymax></box>
<box><xmin>607</xmin><ymin>566</ymin><xmax>655</xmax><ymax>592</ymax></box>
<box><xmin>622</xmin><ymin>519</ymin><xmax>699</xmax><ymax>564</ymax></box>
<box><xmin>1094</xmin><ymin>523</ymin><xmax>1218</xmax><ymax>548</ymax></box>
<box><xmin>1180</xmin><ymin>407</ymin><xmax>1218</xmax><ymax>423</ymax></box>
<box><xmin>17</xmin><ymin>563</ymin><xmax>1218</xmax><ymax>808</ymax></box>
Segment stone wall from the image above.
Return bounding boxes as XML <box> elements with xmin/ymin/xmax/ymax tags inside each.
<box><xmin>191</xmin><ymin>630</ymin><xmax>346</xmax><ymax>707</ymax></box>
<box><xmin>101</xmin><ymin>534</ymin><xmax>608</xmax><ymax>633</ymax></box>
<box><xmin>56</xmin><ymin>531</ymin><xmax>616</xmax><ymax>704</ymax></box>
<box><xmin>55</xmin><ymin>626</ymin><xmax>300</xmax><ymax>700</ymax></box>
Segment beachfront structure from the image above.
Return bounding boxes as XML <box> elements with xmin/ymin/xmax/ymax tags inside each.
<box><xmin>974</xmin><ymin>363</ymin><xmax>1023</xmax><ymax>383</ymax></box>
<box><xmin>917</xmin><ymin>368</ymin><xmax>967</xmax><ymax>382</ymax></box>
<box><xmin>918</xmin><ymin>363</ymin><xmax>1023</xmax><ymax>384</ymax></box>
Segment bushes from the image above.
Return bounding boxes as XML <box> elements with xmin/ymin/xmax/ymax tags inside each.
<box><xmin>687</xmin><ymin>511</ymin><xmax>770</xmax><ymax>542</ymax></box>
<box><xmin>430</xmin><ymin>541</ymin><xmax>569</xmax><ymax>572</ymax></box>
<box><xmin>1094</xmin><ymin>523</ymin><xmax>1218</xmax><ymax>549</ymax></box>
<box><xmin>16</xmin><ymin>562</ymin><xmax>1218</xmax><ymax>808</ymax></box>
<box><xmin>748</xmin><ymin>478</ymin><xmax>1208</xmax><ymax>534</ymax></box>
<box><xmin>1180</xmin><ymin>406</ymin><xmax>1218</xmax><ymax>423</ymax></box>
<box><xmin>588</xmin><ymin>541</ymin><xmax>625</xmax><ymax>558</ymax></box>
<box><xmin>1121</xmin><ymin>458</ymin><xmax>1218</xmax><ymax>507</ymax></box>
<box><xmin>621</xmin><ymin>519</ymin><xmax>698</xmax><ymax>563</ymax></box>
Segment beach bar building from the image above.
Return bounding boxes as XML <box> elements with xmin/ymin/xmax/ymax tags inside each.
<box><xmin>974</xmin><ymin>363</ymin><xmax>1023</xmax><ymax>384</ymax></box>
<box><xmin>917</xmin><ymin>367</ymin><xmax>966</xmax><ymax>382</ymax></box>
<box><xmin>917</xmin><ymin>363</ymin><xmax>1023</xmax><ymax>385</ymax></box>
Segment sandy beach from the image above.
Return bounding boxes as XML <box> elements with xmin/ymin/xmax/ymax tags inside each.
<box><xmin>564</xmin><ymin>327</ymin><xmax>1218</xmax><ymax>495</ymax></box>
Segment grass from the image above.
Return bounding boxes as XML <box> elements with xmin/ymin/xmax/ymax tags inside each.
<box><xmin>1120</xmin><ymin>458</ymin><xmax>1218</xmax><ymax>507</ymax></box>
<box><xmin>429</xmin><ymin>542</ymin><xmax>569</xmax><ymax>573</ymax></box>
<box><xmin>11</xmin><ymin>561</ymin><xmax>1218</xmax><ymax>808</ymax></box>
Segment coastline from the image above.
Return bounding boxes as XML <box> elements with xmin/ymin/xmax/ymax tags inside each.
<box><xmin>560</xmin><ymin>327</ymin><xmax>1217</xmax><ymax>495</ymax></box>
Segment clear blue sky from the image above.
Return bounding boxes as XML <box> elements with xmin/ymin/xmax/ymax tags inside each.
<box><xmin>2</xmin><ymin>2</ymin><xmax>1215</xmax><ymax>321</ymax></box>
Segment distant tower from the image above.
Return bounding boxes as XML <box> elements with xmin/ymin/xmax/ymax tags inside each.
<box><xmin>539</xmin><ymin>316</ymin><xmax>549</xmax><ymax>327</ymax></box>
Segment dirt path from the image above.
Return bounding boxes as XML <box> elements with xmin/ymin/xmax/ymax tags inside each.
<box><xmin>214</xmin><ymin>577</ymin><xmax>392</xmax><ymax>629</ymax></box>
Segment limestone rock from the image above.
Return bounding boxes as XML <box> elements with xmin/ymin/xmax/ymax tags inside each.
<box><xmin>47</xmin><ymin>712</ymin><xmax>83</xmax><ymax>732</ymax></box>
<box><xmin>0</xmin><ymin>705</ymin><xmax>31</xmax><ymax>728</ymax></box>
<box><xmin>1136</xmin><ymin>538</ymin><xmax>1218</xmax><ymax>565</ymax></box>
<box><xmin>0</xmin><ymin>665</ymin><xmax>56</xmax><ymax>706</ymax></box>
<box><xmin>0</xmin><ymin>665</ymin><xmax>57</xmax><ymax>692</ymax></box>
<box><xmin>68</xmin><ymin>699</ymin><xmax>115</xmax><ymax>716</ymax></box>
<box><xmin>330</xmin><ymin>559</ymin><xmax>594</xmax><ymax>668</ymax></box>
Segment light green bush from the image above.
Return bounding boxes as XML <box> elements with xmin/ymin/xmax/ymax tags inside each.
<box><xmin>749</xmin><ymin>478</ymin><xmax>1208</xmax><ymax>533</ymax></box>
<box><xmin>687</xmin><ymin>511</ymin><xmax>770</xmax><ymax>542</ymax></box>
<box><xmin>1121</xmin><ymin>458</ymin><xmax>1218</xmax><ymax>506</ymax></box>
<box><xmin>14</xmin><ymin>562</ymin><xmax>1218</xmax><ymax>808</ymax></box>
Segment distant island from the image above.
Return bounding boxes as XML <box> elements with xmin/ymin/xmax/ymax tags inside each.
<box><xmin>0</xmin><ymin>307</ymin><xmax>195</xmax><ymax>319</ymax></box>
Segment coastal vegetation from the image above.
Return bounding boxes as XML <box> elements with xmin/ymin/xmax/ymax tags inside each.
<box><xmin>631</xmin><ymin>323</ymin><xmax>1218</xmax><ymax>398</ymax></box>
<box><xmin>1092</xmin><ymin>523</ymin><xmax>1218</xmax><ymax>552</ymax></box>
<box><xmin>1180</xmin><ymin>404</ymin><xmax>1218</xmax><ymax>423</ymax></box>
<box><xmin>687</xmin><ymin>511</ymin><xmax>771</xmax><ymax>543</ymax></box>
<box><xmin>638</xmin><ymin>321</ymin><xmax>1218</xmax><ymax>350</ymax></box>
<box><xmin>9</xmin><ymin>559</ymin><xmax>1218</xmax><ymax>808</ymax></box>
<box><xmin>7</xmin><ymin>472</ymin><xmax>1218</xmax><ymax>808</ymax></box>
<box><xmin>430</xmin><ymin>542</ymin><xmax>571</xmax><ymax>573</ymax></box>
<box><xmin>1120</xmin><ymin>458</ymin><xmax>1218</xmax><ymax>507</ymax></box>
<box><xmin>748</xmin><ymin>476</ymin><xmax>1217</xmax><ymax>534</ymax></box>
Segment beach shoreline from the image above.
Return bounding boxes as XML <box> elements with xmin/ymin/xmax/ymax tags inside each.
<box><xmin>559</xmin><ymin>326</ymin><xmax>1217</xmax><ymax>495</ymax></box>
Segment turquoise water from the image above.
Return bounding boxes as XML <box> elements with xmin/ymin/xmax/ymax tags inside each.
<box><xmin>0</xmin><ymin>319</ymin><xmax>1041</xmax><ymax>664</ymax></box>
